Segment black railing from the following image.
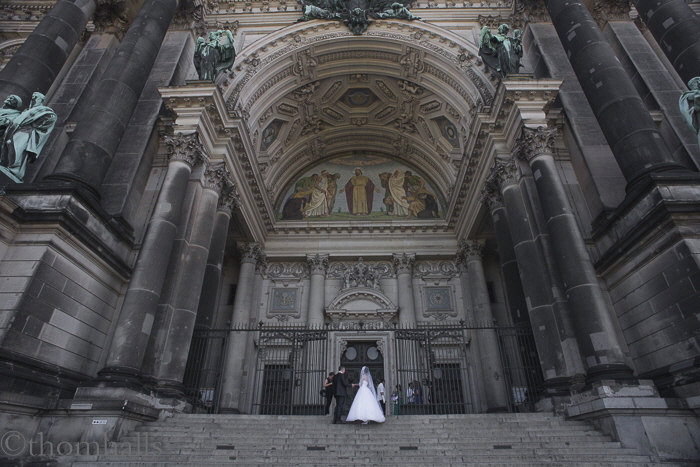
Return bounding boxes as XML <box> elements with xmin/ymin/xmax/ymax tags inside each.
<box><xmin>182</xmin><ymin>323</ymin><xmax>543</xmax><ymax>415</ymax></box>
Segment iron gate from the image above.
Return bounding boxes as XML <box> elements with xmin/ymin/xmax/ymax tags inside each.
<box><xmin>250</xmin><ymin>328</ymin><xmax>329</xmax><ymax>415</ymax></box>
<box><xmin>182</xmin><ymin>323</ymin><xmax>542</xmax><ymax>414</ymax></box>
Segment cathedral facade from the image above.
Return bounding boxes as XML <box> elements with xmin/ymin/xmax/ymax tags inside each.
<box><xmin>0</xmin><ymin>0</ymin><xmax>699</xmax><ymax>461</ymax></box>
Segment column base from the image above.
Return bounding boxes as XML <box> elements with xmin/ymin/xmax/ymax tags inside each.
<box><xmin>567</xmin><ymin>380</ymin><xmax>700</xmax><ymax>461</ymax></box>
<box><xmin>87</xmin><ymin>366</ymin><xmax>148</xmax><ymax>393</ymax></box>
<box><xmin>585</xmin><ymin>363</ymin><xmax>636</xmax><ymax>385</ymax></box>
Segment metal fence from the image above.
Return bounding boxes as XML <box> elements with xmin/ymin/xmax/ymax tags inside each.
<box><xmin>182</xmin><ymin>323</ymin><xmax>542</xmax><ymax>415</ymax></box>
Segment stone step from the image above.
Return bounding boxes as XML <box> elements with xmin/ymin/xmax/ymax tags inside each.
<box><xmin>67</xmin><ymin>453</ymin><xmax>656</xmax><ymax>463</ymax></box>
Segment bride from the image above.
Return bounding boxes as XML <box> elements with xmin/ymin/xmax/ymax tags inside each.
<box><xmin>346</xmin><ymin>366</ymin><xmax>386</xmax><ymax>424</ymax></box>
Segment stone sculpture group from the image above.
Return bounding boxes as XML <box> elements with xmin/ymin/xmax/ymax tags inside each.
<box><xmin>0</xmin><ymin>92</ymin><xmax>56</xmax><ymax>183</ymax></box>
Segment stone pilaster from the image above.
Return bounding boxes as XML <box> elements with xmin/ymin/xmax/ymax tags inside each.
<box><xmin>631</xmin><ymin>0</ymin><xmax>700</xmax><ymax>84</ymax></box>
<box><xmin>0</xmin><ymin>0</ymin><xmax>96</xmax><ymax>103</ymax></box>
<box><xmin>46</xmin><ymin>0</ymin><xmax>180</xmax><ymax>197</ymax></box>
<box><xmin>92</xmin><ymin>132</ymin><xmax>204</xmax><ymax>389</ymax></box>
<box><xmin>543</xmin><ymin>0</ymin><xmax>690</xmax><ymax>192</ymax></box>
<box><xmin>219</xmin><ymin>242</ymin><xmax>265</xmax><ymax>412</ymax></box>
<box><xmin>487</xmin><ymin>157</ymin><xmax>585</xmax><ymax>392</ymax></box>
<box><xmin>516</xmin><ymin>126</ymin><xmax>633</xmax><ymax>382</ymax></box>
<box><xmin>458</xmin><ymin>240</ymin><xmax>509</xmax><ymax>412</ymax></box>
<box><xmin>393</xmin><ymin>253</ymin><xmax>416</xmax><ymax>325</ymax></box>
<box><xmin>306</xmin><ymin>254</ymin><xmax>329</xmax><ymax>326</ymax></box>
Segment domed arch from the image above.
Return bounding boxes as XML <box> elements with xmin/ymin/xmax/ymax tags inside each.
<box><xmin>222</xmin><ymin>20</ymin><xmax>494</xmax><ymax>206</ymax></box>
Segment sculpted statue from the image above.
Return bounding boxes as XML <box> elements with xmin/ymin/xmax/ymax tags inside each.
<box><xmin>0</xmin><ymin>92</ymin><xmax>57</xmax><ymax>183</ymax></box>
<box><xmin>193</xmin><ymin>30</ymin><xmax>236</xmax><ymax>82</ymax></box>
<box><xmin>375</xmin><ymin>2</ymin><xmax>420</xmax><ymax>20</ymax></box>
<box><xmin>297</xmin><ymin>0</ymin><xmax>419</xmax><ymax>35</ymax></box>
<box><xmin>479</xmin><ymin>24</ymin><xmax>524</xmax><ymax>77</ymax></box>
<box><xmin>679</xmin><ymin>77</ymin><xmax>700</xmax><ymax>145</ymax></box>
<box><xmin>0</xmin><ymin>95</ymin><xmax>22</xmax><ymax>134</ymax></box>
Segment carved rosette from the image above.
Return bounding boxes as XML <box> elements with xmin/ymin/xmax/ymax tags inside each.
<box><xmin>217</xmin><ymin>187</ymin><xmax>241</xmax><ymax>215</ymax></box>
<box><xmin>487</xmin><ymin>157</ymin><xmax>520</xmax><ymax>191</ymax></box>
<box><xmin>203</xmin><ymin>162</ymin><xmax>234</xmax><ymax>195</ymax></box>
<box><xmin>238</xmin><ymin>242</ymin><xmax>266</xmax><ymax>267</ymax></box>
<box><xmin>165</xmin><ymin>132</ymin><xmax>205</xmax><ymax>168</ymax></box>
<box><xmin>307</xmin><ymin>254</ymin><xmax>329</xmax><ymax>276</ymax></box>
<box><xmin>516</xmin><ymin>126</ymin><xmax>558</xmax><ymax>163</ymax></box>
<box><xmin>392</xmin><ymin>253</ymin><xmax>415</xmax><ymax>275</ymax></box>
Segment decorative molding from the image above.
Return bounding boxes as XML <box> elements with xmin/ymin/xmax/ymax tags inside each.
<box><xmin>339</xmin><ymin>257</ymin><xmax>383</xmax><ymax>291</ymax></box>
<box><xmin>307</xmin><ymin>253</ymin><xmax>330</xmax><ymax>275</ymax></box>
<box><xmin>265</xmin><ymin>262</ymin><xmax>310</xmax><ymax>279</ymax></box>
<box><xmin>328</xmin><ymin>261</ymin><xmax>394</xmax><ymax>279</ymax></box>
<box><xmin>164</xmin><ymin>132</ymin><xmax>205</xmax><ymax>168</ymax></box>
<box><xmin>413</xmin><ymin>261</ymin><xmax>458</xmax><ymax>278</ymax></box>
<box><xmin>392</xmin><ymin>253</ymin><xmax>416</xmax><ymax>275</ymax></box>
<box><xmin>515</xmin><ymin>126</ymin><xmax>558</xmax><ymax>163</ymax></box>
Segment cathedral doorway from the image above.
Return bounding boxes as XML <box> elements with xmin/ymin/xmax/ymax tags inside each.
<box><xmin>340</xmin><ymin>340</ymin><xmax>385</xmax><ymax>413</ymax></box>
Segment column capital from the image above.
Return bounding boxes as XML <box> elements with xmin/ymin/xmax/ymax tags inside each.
<box><xmin>217</xmin><ymin>187</ymin><xmax>240</xmax><ymax>215</ymax></box>
<box><xmin>203</xmin><ymin>161</ymin><xmax>234</xmax><ymax>195</ymax></box>
<box><xmin>591</xmin><ymin>0</ymin><xmax>632</xmax><ymax>29</ymax></box>
<box><xmin>479</xmin><ymin>182</ymin><xmax>504</xmax><ymax>212</ymax></box>
<box><xmin>165</xmin><ymin>132</ymin><xmax>205</xmax><ymax>167</ymax></box>
<box><xmin>238</xmin><ymin>242</ymin><xmax>266</xmax><ymax>267</ymax></box>
<box><xmin>307</xmin><ymin>254</ymin><xmax>329</xmax><ymax>276</ymax></box>
<box><xmin>457</xmin><ymin>240</ymin><xmax>484</xmax><ymax>264</ymax></box>
<box><xmin>516</xmin><ymin>0</ymin><xmax>550</xmax><ymax>22</ymax></box>
<box><xmin>487</xmin><ymin>157</ymin><xmax>520</xmax><ymax>191</ymax></box>
<box><xmin>516</xmin><ymin>126</ymin><xmax>558</xmax><ymax>163</ymax></box>
<box><xmin>392</xmin><ymin>253</ymin><xmax>415</xmax><ymax>275</ymax></box>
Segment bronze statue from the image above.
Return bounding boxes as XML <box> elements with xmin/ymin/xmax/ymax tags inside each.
<box><xmin>680</xmin><ymin>77</ymin><xmax>700</xmax><ymax>145</ymax></box>
<box><xmin>479</xmin><ymin>24</ymin><xmax>524</xmax><ymax>77</ymax></box>
<box><xmin>194</xmin><ymin>30</ymin><xmax>236</xmax><ymax>82</ymax></box>
<box><xmin>0</xmin><ymin>92</ymin><xmax>57</xmax><ymax>183</ymax></box>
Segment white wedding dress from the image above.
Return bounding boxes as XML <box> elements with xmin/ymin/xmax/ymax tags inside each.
<box><xmin>346</xmin><ymin>370</ymin><xmax>386</xmax><ymax>424</ymax></box>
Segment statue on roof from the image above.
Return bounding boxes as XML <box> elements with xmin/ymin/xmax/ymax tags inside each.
<box><xmin>478</xmin><ymin>24</ymin><xmax>523</xmax><ymax>77</ymax></box>
<box><xmin>194</xmin><ymin>29</ymin><xmax>236</xmax><ymax>82</ymax></box>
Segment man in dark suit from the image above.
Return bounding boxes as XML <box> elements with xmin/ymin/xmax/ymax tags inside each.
<box><xmin>333</xmin><ymin>366</ymin><xmax>353</xmax><ymax>424</ymax></box>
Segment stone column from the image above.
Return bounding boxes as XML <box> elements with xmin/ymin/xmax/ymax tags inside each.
<box><xmin>306</xmin><ymin>254</ymin><xmax>329</xmax><ymax>327</ymax></box>
<box><xmin>46</xmin><ymin>0</ymin><xmax>179</xmax><ymax>197</ymax></box>
<box><xmin>631</xmin><ymin>0</ymin><xmax>700</xmax><ymax>84</ymax></box>
<box><xmin>195</xmin><ymin>190</ymin><xmax>239</xmax><ymax>329</ymax></box>
<box><xmin>96</xmin><ymin>132</ymin><xmax>204</xmax><ymax>387</ymax></box>
<box><xmin>544</xmin><ymin>0</ymin><xmax>689</xmax><ymax>191</ymax></box>
<box><xmin>479</xmin><ymin>189</ymin><xmax>529</xmax><ymax>325</ymax></box>
<box><xmin>393</xmin><ymin>253</ymin><xmax>416</xmax><ymax>325</ymax></box>
<box><xmin>153</xmin><ymin>163</ymin><xmax>234</xmax><ymax>396</ymax></box>
<box><xmin>487</xmin><ymin>158</ymin><xmax>585</xmax><ymax>392</ymax></box>
<box><xmin>0</xmin><ymin>0</ymin><xmax>96</xmax><ymax>103</ymax></box>
<box><xmin>516</xmin><ymin>126</ymin><xmax>633</xmax><ymax>381</ymax></box>
<box><xmin>219</xmin><ymin>242</ymin><xmax>265</xmax><ymax>412</ymax></box>
<box><xmin>458</xmin><ymin>240</ymin><xmax>510</xmax><ymax>412</ymax></box>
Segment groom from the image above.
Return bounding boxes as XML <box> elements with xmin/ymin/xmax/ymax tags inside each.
<box><xmin>333</xmin><ymin>366</ymin><xmax>352</xmax><ymax>424</ymax></box>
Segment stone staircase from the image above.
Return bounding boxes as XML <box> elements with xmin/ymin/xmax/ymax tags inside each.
<box><xmin>66</xmin><ymin>413</ymin><xmax>689</xmax><ymax>466</ymax></box>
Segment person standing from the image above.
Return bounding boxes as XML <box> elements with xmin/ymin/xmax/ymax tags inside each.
<box><xmin>323</xmin><ymin>372</ymin><xmax>335</xmax><ymax>416</ymax></box>
<box><xmin>333</xmin><ymin>366</ymin><xmax>353</xmax><ymax>424</ymax></box>
<box><xmin>376</xmin><ymin>378</ymin><xmax>386</xmax><ymax>415</ymax></box>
